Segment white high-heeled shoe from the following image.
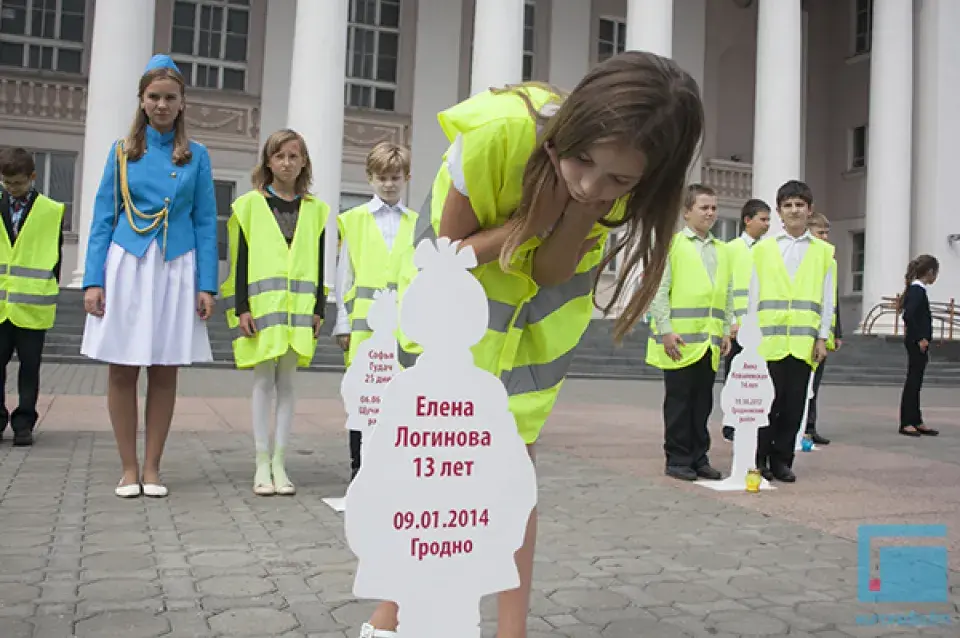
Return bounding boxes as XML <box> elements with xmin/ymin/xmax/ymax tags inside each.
<box><xmin>115</xmin><ymin>481</ymin><xmax>141</xmax><ymax>498</ymax></box>
<box><xmin>359</xmin><ymin>623</ymin><xmax>396</xmax><ymax>637</ymax></box>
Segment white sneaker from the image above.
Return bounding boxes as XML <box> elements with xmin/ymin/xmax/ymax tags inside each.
<box><xmin>359</xmin><ymin>623</ymin><xmax>397</xmax><ymax>637</ymax></box>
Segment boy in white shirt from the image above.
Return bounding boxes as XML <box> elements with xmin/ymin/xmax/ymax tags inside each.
<box><xmin>334</xmin><ymin>142</ymin><xmax>418</xmax><ymax>480</ymax></box>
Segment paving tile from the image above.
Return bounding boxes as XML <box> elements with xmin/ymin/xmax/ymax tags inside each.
<box><xmin>1</xmin><ymin>364</ymin><xmax>958</xmax><ymax>636</ymax></box>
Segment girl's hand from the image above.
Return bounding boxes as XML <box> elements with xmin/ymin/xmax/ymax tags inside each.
<box><xmin>313</xmin><ymin>314</ymin><xmax>323</xmax><ymax>338</ymax></box>
<box><xmin>567</xmin><ymin>197</ymin><xmax>615</xmax><ymax>224</ymax></box>
<box><xmin>535</xmin><ymin>142</ymin><xmax>572</xmax><ymax>235</ymax></box>
<box><xmin>238</xmin><ymin>312</ymin><xmax>257</xmax><ymax>337</ymax></box>
<box><xmin>84</xmin><ymin>287</ymin><xmax>105</xmax><ymax>317</ymax></box>
<box><xmin>197</xmin><ymin>292</ymin><xmax>215</xmax><ymax>321</ymax></box>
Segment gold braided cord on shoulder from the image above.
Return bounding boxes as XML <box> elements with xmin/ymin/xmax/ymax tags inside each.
<box><xmin>115</xmin><ymin>141</ymin><xmax>169</xmax><ymax>252</ymax></box>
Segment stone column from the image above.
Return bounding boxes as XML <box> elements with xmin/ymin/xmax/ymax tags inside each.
<box><xmin>258</xmin><ymin>0</ymin><xmax>296</xmax><ymax>149</ymax></box>
<box><xmin>673</xmin><ymin>0</ymin><xmax>706</xmax><ymax>185</ymax></box>
<box><xmin>751</xmin><ymin>0</ymin><xmax>803</xmax><ymax>236</ymax></box>
<box><xmin>861</xmin><ymin>0</ymin><xmax>913</xmax><ymax>332</ymax></box>
<box><xmin>913</xmin><ymin>0</ymin><xmax>960</xmax><ymax>324</ymax></box>
<box><xmin>470</xmin><ymin>0</ymin><xmax>524</xmax><ymax>95</ymax></box>
<box><xmin>287</xmin><ymin>0</ymin><xmax>349</xmax><ymax>289</ymax></box>
<box><xmin>408</xmin><ymin>0</ymin><xmax>463</xmax><ymax>209</ymax></box>
<box><xmin>609</xmin><ymin>0</ymin><xmax>674</xmax><ymax>317</ymax></box>
<box><xmin>69</xmin><ymin>0</ymin><xmax>156</xmax><ymax>288</ymax></box>
<box><xmin>548</xmin><ymin>0</ymin><xmax>591</xmax><ymax>90</ymax></box>
<box><xmin>626</xmin><ymin>0</ymin><xmax>673</xmax><ymax>57</ymax></box>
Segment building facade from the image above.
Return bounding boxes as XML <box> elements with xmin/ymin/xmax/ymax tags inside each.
<box><xmin>0</xmin><ymin>0</ymin><xmax>957</xmax><ymax>334</ymax></box>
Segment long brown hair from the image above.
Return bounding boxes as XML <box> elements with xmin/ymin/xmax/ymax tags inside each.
<box><xmin>898</xmin><ymin>254</ymin><xmax>939</xmax><ymax>311</ymax></box>
<box><xmin>499</xmin><ymin>51</ymin><xmax>704</xmax><ymax>342</ymax></box>
<box><xmin>124</xmin><ymin>67</ymin><xmax>192</xmax><ymax>166</ymax></box>
<box><xmin>251</xmin><ymin>129</ymin><xmax>314</xmax><ymax>197</ymax></box>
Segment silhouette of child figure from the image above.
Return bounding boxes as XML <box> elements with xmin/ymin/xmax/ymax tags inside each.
<box><xmin>341</xmin><ymin>289</ymin><xmax>399</xmax><ymax>435</ymax></box>
<box><xmin>345</xmin><ymin>238</ymin><xmax>537</xmax><ymax>638</ymax></box>
<box><xmin>704</xmin><ymin>313</ymin><xmax>775</xmax><ymax>491</ymax></box>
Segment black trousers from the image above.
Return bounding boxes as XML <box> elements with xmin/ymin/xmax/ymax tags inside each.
<box><xmin>759</xmin><ymin>356</ymin><xmax>811</xmax><ymax>470</ymax></box>
<box><xmin>899</xmin><ymin>341</ymin><xmax>928</xmax><ymax>427</ymax></box>
<box><xmin>0</xmin><ymin>321</ymin><xmax>46</xmax><ymax>435</ymax></box>
<box><xmin>349</xmin><ymin>430</ymin><xmax>363</xmax><ymax>477</ymax></box>
<box><xmin>662</xmin><ymin>351</ymin><xmax>716</xmax><ymax>469</ymax></box>
<box><xmin>806</xmin><ymin>358</ymin><xmax>826</xmax><ymax>431</ymax></box>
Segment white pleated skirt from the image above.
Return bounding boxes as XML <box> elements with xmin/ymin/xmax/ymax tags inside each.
<box><xmin>81</xmin><ymin>241</ymin><xmax>213</xmax><ymax>367</ymax></box>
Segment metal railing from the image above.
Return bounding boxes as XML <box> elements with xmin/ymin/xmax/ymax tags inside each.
<box><xmin>861</xmin><ymin>295</ymin><xmax>957</xmax><ymax>341</ymax></box>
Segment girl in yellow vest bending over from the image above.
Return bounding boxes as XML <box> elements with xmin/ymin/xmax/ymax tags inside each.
<box><xmin>220</xmin><ymin>129</ymin><xmax>329</xmax><ymax>496</ymax></box>
<box><xmin>362</xmin><ymin>50</ymin><xmax>704</xmax><ymax>638</ymax></box>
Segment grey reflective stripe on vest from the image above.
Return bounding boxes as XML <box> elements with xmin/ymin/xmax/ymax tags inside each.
<box><xmin>760</xmin><ymin>325</ymin><xmax>820</xmax><ymax>339</ymax></box>
<box><xmin>414</xmin><ymin>187</ymin><xmax>438</xmax><ymax>246</ymax></box>
<box><xmin>351</xmin><ymin>317</ymin><xmax>371</xmax><ymax>332</ymax></box>
<box><xmin>235</xmin><ymin>311</ymin><xmax>314</xmax><ymax>338</ymax></box>
<box><xmin>0</xmin><ymin>290</ymin><xmax>57</xmax><ymax>305</ymax></box>
<box><xmin>2</xmin><ymin>265</ymin><xmax>55</xmax><ymax>280</ymax></box>
<box><xmin>222</xmin><ymin>277</ymin><xmax>317</xmax><ymax>311</ymax></box>
<box><xmin>500</xmin><ymin>348</ymin><xmax>576</xmax><ymax>395</ymax></box>
<box><xmin>732</xmin><ymin>288</ymin><xmax>748</xmax><ymax>299</ymax></box>
<box><xmin>651</xmin><ymin>332</ymin><xmax>723</xmax><ymax>348</ymax></box>
<box><xmin>0</xmin><ymin>265</ymin><xmax>57</xmax><ymax>305</ymax></box>
<box><xmin>669</xmin><ymin>307</ymin><xmax>726</xmax><ymax>320</ymax></box>
<box><xmin>397</xmin><ymin>347</ymin><xmax>419</xmax><ymax>369</ymax></box>
<box><xmin>757</xmin><ymin>299</ymin><xmax>822</xmax><ymax>314</ymax></box>
<box><xmin>345</xmin><ymin>283</ymin><xmax>398</xmax><ymax>317</ymax></box>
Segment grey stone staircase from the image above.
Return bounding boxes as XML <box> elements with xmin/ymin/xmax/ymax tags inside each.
<box><xmin>40</xmin><ymin>290</ymin><xmax>960</xmax><ymax>387</ymax></box>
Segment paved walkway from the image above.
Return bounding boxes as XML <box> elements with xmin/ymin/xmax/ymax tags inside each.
<box><xmin>1</xmin><ymin>363</ymin><xmax>959</xmax><ymax>637</ymax></box>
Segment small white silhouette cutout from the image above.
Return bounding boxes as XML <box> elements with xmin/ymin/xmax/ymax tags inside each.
<box><xmin>700</xmin><ymin>313</ymin><xmax>776</xmax><ymax>492</ymax></box>
<box><xmin>344</xmin><ymin>238</ymin><xmax>538</xmax><ymax>638</ymax></box>
<box><xmin>341</xmin><ymin>289</ymin><xmax>399</xmax><ymax>434</ymax></box>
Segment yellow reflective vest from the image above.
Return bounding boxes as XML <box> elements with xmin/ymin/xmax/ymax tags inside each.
<box><xmin>646</xmin><ymin>231</ymin><xmax>731</xmax><ymax>372</ymax></box>
<box><xmin>826</xmin><ymin>258</ymin><xmax>839</xmax><ymax>351</ymax></box>
<box><xmin>220</xmin><ymin>190</ymin><xmax>329</xmax><ymax>369</ymax></box>
<box><xmin>752</xmin><ymin>236</ymin><xmax>833</xmax><ymax>367</ymax></box>
<box><xmin>727</xmin><ymin>235</ymin><xmax>753</xmax><ymax>321</ymax></box>
<box><xmin>337</xmin><ymin>203</ymin><xmax>418</xmax><ymax>367</ymax></box>
<box><xmin>0</xmin><ymin>194</ymin><xmax>63</xmax><ymax>330</ymax></box>
<box><xmin>408</xmin><ymin>84</ymin><xmax>628</xmax><ymax>443</ymax></box>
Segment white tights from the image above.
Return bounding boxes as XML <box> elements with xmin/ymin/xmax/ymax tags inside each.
<box><xmin>251</xmin><ymin>349</ymin><xmax>298</xmax><ymax>453</ymax></box>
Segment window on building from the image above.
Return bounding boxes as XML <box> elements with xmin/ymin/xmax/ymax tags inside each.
<box><xmin>854</xmin><ymin>0</ymin><xmax>873</xmax><ymax>56</ymax></box>
<box><xmin>522</xmin><ymin>0</ymin><xmax>535</xmax><ymax>82</ymax></box>
<box><xmin>214</xmin><ymin>179</ymin><xmax>236</xmax><ymax>260</ymax></box>
<box><xmin>851</xmin><ymin>231</ymin><xmax>865</xmax><ymax>293</ymax></box>
<box><xmin>597</xmin><ymin>16</ymin><xmax>626</xmax><ymax>63</ymax></box>
<box><xmin>31</xmin><ymin>150</ymin><xmax>75</xmax><ymax>231</ymax></box>
<box><xmin>0</xmin><ymin>0</ymin><xmax>85</xmax><ymax>73</ymax></box>
<box><xmin>850</xmin><ymin>125</ymin><xmax>867</xmax><ymax>170</ymax></box>
<box><xmin>713</xmin><ymin>218</ymin><xmax>743</xmax><ymax>243</ymax></box>
<box><xmin>345</xmin><ymin>0</ymin><xmax>399</xmax><ymax>112</ymax></box>
<box><xmin>171</xmin><ymin>0</ymin><xmax>249</xmax><ymax>91</ymax></box>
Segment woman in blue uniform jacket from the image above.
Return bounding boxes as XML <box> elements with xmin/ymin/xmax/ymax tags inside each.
<box><xmin>80</xmin><ymin>54</ymin><xmax>218</xmax><ymax>499</ymax></box>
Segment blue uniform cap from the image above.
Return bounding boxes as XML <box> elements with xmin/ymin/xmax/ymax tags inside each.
<box><xmin>144</xmin><ymin>54</ymin><xmax>181</xmax><ymax>74</ymax></box>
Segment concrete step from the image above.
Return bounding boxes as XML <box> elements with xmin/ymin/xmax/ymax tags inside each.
<box><xmin>45</xmin><ymin>289</ymin><xmax>960</xmax><ymax>386</ymax></box>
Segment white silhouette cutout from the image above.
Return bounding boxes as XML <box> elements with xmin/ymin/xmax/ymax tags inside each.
<box><xmin>344</xmin><ymin>238</ymin><xmax>538</xmax><ymax>638</ymax></box>
<box><xmin>324</xmin><ymin>290</ymin><xmax>400</xmax><ymax>514</ymax></box>
<box><xmin>795</xmin><ymin>372</ymin><xmax>818</xmax><ymax>452</ymax></box>
<box><xmin>700</xmin><ymin>313</ymin><xmax>776</xmax><ymax>492</ymax></box>
<box><xmin>341</xmin><ymin>289</ymin><xmax>399</xmax><ymax>434</ymax></box>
